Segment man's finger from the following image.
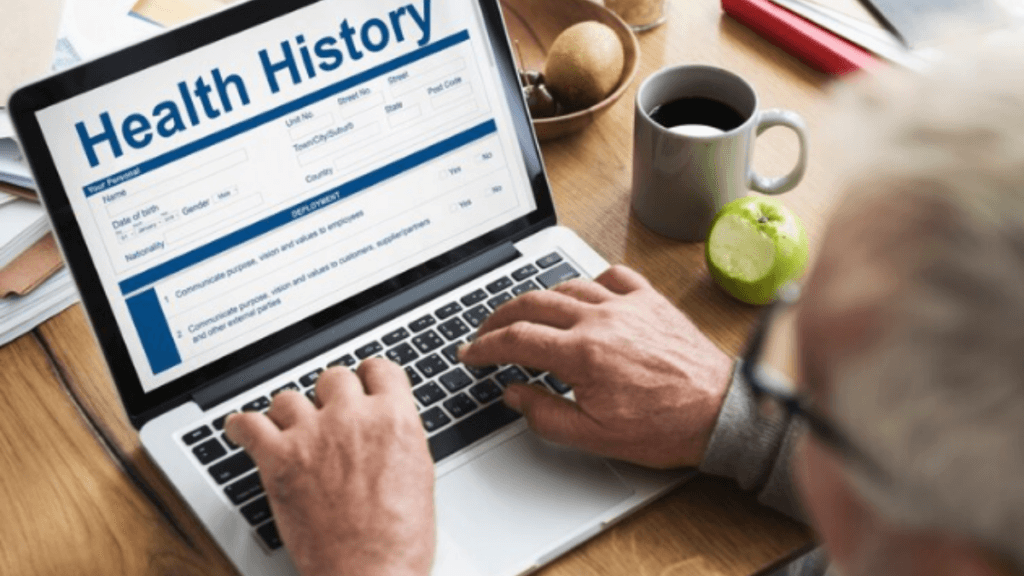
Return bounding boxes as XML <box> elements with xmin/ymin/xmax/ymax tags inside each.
<box><xmin>595</xmin><ymin>265</ymin><xmax>650</xmax><ymax>295</ymax></box>
<box><xmin>503</xmin><ymin>384</ymin><xmax>603</xmax><ymax>450</ymax></box>
<box><xmin>266</xmin><ymin>390</ymin><xmax>316</xmax><ymax>430</ymax></box>
<box><xmin>476</xmin><ymin>290</ymin><xmax>586</xmax><ymax>337</ymax></box>
<box><xmin>356</xmin><ymin>357</ymin><xmax>408</xmax><ymax>396</ymax></box>
<box><xmin>316</xmin><ymin>366</ymin><xmax>365</xmax><ymax>406</ymax></box>
<box><xmin>460</xmin><ymin>322</ymin><xmax>571</xmax><ymax>372</ymax></box>
<box><xmin>551</xmin><ymin>278</ymin><xmax>614</xmax><ymax>304</ymax></box>
<box><xmin>225</xmin><ymin>412</ymin><xmax>284</xmax><ymax>462</ymax></box>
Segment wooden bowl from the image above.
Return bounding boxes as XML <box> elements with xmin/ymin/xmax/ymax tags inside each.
<box><xmin>500</xmin><ymin>0</ymin><xmax>640</xmax><ymax>141</ymax></box>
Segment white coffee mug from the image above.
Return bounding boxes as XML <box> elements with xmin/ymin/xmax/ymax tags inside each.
<box><xmin>631</xmin><ymin>65</ymin><xmax>808</xmax><ymax>241</ymax></box>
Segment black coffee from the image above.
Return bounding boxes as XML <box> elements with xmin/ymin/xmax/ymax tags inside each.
<box><xmin>649</xmin><ymin>97</ymin><xmax>747</xmax><ymax>132</ymax></box>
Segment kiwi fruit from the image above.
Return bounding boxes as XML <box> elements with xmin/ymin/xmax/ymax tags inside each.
<box><xmin>543</xmin><ymin>22</ymin><xmax>624</xmax><ymax>112</ymax></box>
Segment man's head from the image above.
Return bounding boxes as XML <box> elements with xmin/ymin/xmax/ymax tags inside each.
<box><xmin>792</xmin><ymin>35</ymin><xmax>1024</xmax><ymax>576</ymax></box>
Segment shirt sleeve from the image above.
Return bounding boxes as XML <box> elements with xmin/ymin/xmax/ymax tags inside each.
<box><xmin>698</xmin><ymin>360</ymin><xmax>808</xmax><ymax>522</ymax></box>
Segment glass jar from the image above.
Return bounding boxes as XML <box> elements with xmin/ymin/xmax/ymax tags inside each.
<box><xmin>605</xmin><ymin>0</ymin><xmax>666</xmax><ymax>32</ymax></box>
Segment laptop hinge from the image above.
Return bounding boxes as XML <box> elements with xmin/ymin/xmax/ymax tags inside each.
<box><xmin>192</xmin><ymin>242</ymin><xmax>522</xmax><ymax>411</ymax></box>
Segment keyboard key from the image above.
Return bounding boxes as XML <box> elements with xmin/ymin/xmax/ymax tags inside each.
<box><xmin>256</xmin><ymin>521</ymin><xmax>283</xmax><ymax>550</ymax></box>
<box><xmin>486</xmin><ymin>276</ymin><xmax>513</xmax><ymax>294</ymax></box>
<box><xmin>299</xmin><ymin>370</ymin><xmax>322</xmax><ymax>388</ymax></box>
<box><xmin>511</xmin><ymin>280</ymin><xmax>540</xmax><ymax>296</ymax></box>
<box><xmin>382</xmin><ymin>327</ymin><xmax>410</xmax><ymax>346</ymax></box>
<box><xmin>462</xmin><ymin>305</ymin><xmax>490</xmax><ymax>328</ymax></box>
<box><xmin>271</xmin><ymin>383</ymin><xmax>300</xmax><ymax>397</ymax></box>
<box><xmin>404</xmin><ymin>366</ymin><xmax>422</xmax><ymax>386</ymax></box>
<box><xmin>386</xmin><ymin>342</ymin><xmax>419</xmax><ymax>365</ymax></box>
<box><xmin>443</xmin><ymin>393</ymin><xmax>478</xmax><ymax>418</ymax></box>
<box><xmin>537</xmin><ymin>262</ymin><xmax>580</xmax><ymax>289</ymax></box>
<box><xmin>224</xmin><ymin>472</ymin><xmax>264</xmax><ymax>505</ymax></box>
<box><xmin>438</xmin><ymin>368</ymin><xmax>473</xmax><ymax>393</ymax></box>
<box><xmin>327</xmin><ymin>354</ymin><xmax>356</xmax><ymax>368</ymax></box>
<box><xmin>306</xmin><ymin>389</ymin><xmax>317</xmax><ymax>403</ymax></box>
<box><xmin>428</xmin><ymin>403</ymin><xmax>522</xmax><ymax>462</ymax></box>
<box><xmin>441</xmin><ymin>342</ymin><xmax>463</xmax><ymax>365</ymax></box>
<box><xmin>241</xmin><ymin>496</ymin><xmax>273</xmax><ymax>526</ymax></box>
<box><xmin>545</xmin><ymin>374</ymin><xmax>572</xmax><ymax>394</ymax></box>
<box><xmin>413</xmin><ymin>383</ymin><xmax>446</xmax><ymax>407</ymax></box>
<box><xmin>487</xmin><ymin>293</ymin><xmax>513</xmax><ymax>310</ymax></box>
<box><xmin>242</xmin><ymin>397</ymin><xmax>270</xmax><ymax>412</ymax></box>
<box><xmin>412</xmin><ymin>330</ymin><xmax>444</xmax><ymax>353</ymax></box>
<box><xmin>192</xmin><ymin>438</ymin><xmax>227</xmax><ymax>465</ymax></box>
<box><xmin>465</xmin><ymin>364</ymin><xmax>498</xmax><ymax>379</ymax></box>
<box><xmin>415</xmin><ymin>354</ymin><xmax>448</xmax><ymax>378</ymax></box>
<box><xmin>436</xmin><ymin>302</ymin><xmax>462</xmax><ymax>319</ymax></box>
<box><xmin>212</xmin><ymin>412</ymin><xmax>235</xmax><ymax>431</ymax></box>
<box><xmin>209</xmin><ymin>452</ymin><xmax>256</xmax><ymax>485</ymax></box>
<box><xmin>511</xmin><ymin>264</ymin><xmax>539</xmax><ymax>281</ymax></box>
<box><xmin>495</xmin><ymin>366</ymin><xmax>530</xmax><ymax>387</ymax></box>
<box><xmin>420</xmin><ymin>407</ymin><xmax>452</xmax><ymax>433</ymax></box>
<box><xmin>536</xmin><ymin>252</ymin><xmax>563</xmax><ymax>268</ymax></box>
<box><xmin>409</xmin><ymin>315</ymin><xmax>436</xmax><ymax>332</ymax></box>
<box><xmin>183</xmin><ymin>425</ymin><xmax>212</xmax><ymax>445</ymax></box>
<box><xmin>355</xmin><ymin>341</ymin><xmax>383</xmax><ymax>359</ymax></box>
<box><xmin>438</xmin><ymin>317</ymin><xmax>470</xmax><ymax>341</ymax></box>
<box><xmin>460</xmin><ymin>289</ymin><xmax>488</xmax><ymax>306</ymax></box>
<box><xmin>222</xmin><ymin>433</ymin><xmax>239</xmax><ymax>451</ymax></box>
<box><xmin>469</xmin><ymin>379</ymin><xmax>502</xmax><ymax>404</ymax></box>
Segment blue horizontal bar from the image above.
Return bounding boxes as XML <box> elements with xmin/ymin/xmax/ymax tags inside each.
<box><xmin>117</xmin><ymin>119</ymin><xmax>497</xmax><ymax>295</ymax></box>
<box><xmin>84</xmin><ymin>29</ymin><xmax>471</xmax><ymax>197</ymax></box>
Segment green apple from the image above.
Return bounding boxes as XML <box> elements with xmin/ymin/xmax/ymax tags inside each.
<box><xmin>706</xmin><ymin>196</ymin><xmax>809</xmax><ymax>305</ymax></box>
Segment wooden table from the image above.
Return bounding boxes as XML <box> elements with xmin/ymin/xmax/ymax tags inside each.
<box><xmin>0</xmin><ymin>0</ymin><xmax>865</xmax><ymax>572</ymax></box>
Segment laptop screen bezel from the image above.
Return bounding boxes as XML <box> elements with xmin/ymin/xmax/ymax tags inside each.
<box><xmin>9</xmin><ymin>0</ymin><xmax>556</xmax><ymax>427</ymax></box>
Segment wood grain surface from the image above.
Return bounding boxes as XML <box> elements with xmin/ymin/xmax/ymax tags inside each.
<box><xmin>0</xmin><ymin>333</ymin><xmax>234</xmax><ymax>575</ymax></box>
<box><xmin>0</xmin><ymin>0</ymin><xmax>874</xmax><ymax>572</ymax></box>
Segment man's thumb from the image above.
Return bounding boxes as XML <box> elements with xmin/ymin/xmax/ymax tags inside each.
<box><xmin>503</xmin><ymin>384</ymin><xmax>596</xmax><ymax>449</ymax></box>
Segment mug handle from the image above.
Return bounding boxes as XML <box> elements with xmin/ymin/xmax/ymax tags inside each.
<box><xmin>749</xmin><ymin>109</ymin><xmax>808</xmax><ymax>195</ymax></box>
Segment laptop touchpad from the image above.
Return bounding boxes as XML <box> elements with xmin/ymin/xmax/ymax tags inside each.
<box><xmin>434</xmin><ymin>432</ymin><xmax>634</xmax><ymax>575</ymax></box>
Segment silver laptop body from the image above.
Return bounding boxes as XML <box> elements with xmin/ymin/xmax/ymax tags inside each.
<box><xmin>9</xmin><ymin>0</ymin><xmax>693</xmax><ymax>573</ymax></box>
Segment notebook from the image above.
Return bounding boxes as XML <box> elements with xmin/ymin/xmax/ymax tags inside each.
<box><xmin>9</xmin><ymin>0</ymin><xmax>692</xmax><ymax>574</ymax></box>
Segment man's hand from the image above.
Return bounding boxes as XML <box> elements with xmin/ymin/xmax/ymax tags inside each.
<box><xmin>224</xmin><ymin>359</ymin><xmax>435</xmax><ymax>576</ymax></box>
<box><xmin>460</xmin><ymin>265</ymin><xmax>733</xmax><ymax>469</ymax></box>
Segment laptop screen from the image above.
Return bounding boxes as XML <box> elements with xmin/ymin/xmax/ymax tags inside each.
<box><xmin>32</xmin><ymin>0</ymin><xmax>539</xmax><ymax>394</ymax></box>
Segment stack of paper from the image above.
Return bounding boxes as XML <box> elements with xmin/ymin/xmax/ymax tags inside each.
<box><xmin>0</xmin><ymin>197</ymin><xmax>48</xmax><ymax>268</ymax></box>
<box><xmin>0</xmin><ymin>268</ymin><xmax>79</xmax><ymax>347</ymax></box>
<box><xmin>0</xmin><ymin>111</ymin><xmax>34</xmax><ymax>189</ymax></box>
<box><xmin>0</xmin><ymin>0</ymin><xmax>70</xmax><ymax>345</ymax></box>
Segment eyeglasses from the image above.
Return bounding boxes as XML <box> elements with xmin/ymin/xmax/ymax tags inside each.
<box><xmin>740</xmin><ymin>284</ymin><xmax>890</xmax><ymax>483</ymax></box>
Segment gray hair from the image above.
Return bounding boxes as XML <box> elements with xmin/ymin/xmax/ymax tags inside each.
<box><xmin>822</xmin><ymin>33</ymin><xmax>1024</xmax><ymax>571</ymax></box>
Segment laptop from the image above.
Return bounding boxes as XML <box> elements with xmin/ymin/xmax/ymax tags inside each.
<box><xmin>9</xmin><ymin>0</ymin><xmax>693</xmax><ymax>573</ymax></box>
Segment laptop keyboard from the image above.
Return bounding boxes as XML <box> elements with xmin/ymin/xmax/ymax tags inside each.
<box><xmin>178</xmin><ymin>252</ymin><xmax>578</xmax><ymax>551</ymax></box>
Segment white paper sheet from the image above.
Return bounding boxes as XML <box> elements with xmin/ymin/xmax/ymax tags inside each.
<box><xmin>0</xmin><ymin>110</ymin><xmax>13</xmax><ymax>140</ymax></box>
<box><xmin>57</xmin><ymin>0</ymin><xmax>161</xmax><ymax>61</ymax></box>
<box><xmin>0</xmin><ymin>138</ymin><xmax>33</xmax><ymax>189</ymax></box>
<box><xmin>0</xmin><ymin>198</ymin><xmax>48</xmax><ymax>268</ymax></box>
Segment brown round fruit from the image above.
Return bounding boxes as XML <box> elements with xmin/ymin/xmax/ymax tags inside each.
<box><xmin>543</xmin><ymin>21</ymin><xmax>624</xmax><ymax>112</ymax></box>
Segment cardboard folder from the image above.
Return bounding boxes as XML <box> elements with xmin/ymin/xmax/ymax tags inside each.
<box><xmin>0</xmin><ymin>233</ymin><xmax>62</xmax><ymax>297</ymax></box>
